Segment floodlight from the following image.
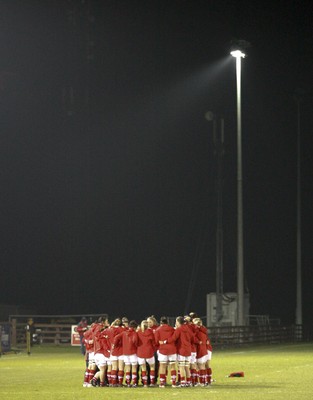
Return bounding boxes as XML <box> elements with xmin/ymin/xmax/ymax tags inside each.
<box><xmin>230</xmin><ymin>50</ymin><xmax>245</xmax><ymax>58</ymax></box>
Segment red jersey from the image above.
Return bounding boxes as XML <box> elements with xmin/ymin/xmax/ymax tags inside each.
<box><xmin>137</xmin><ymin>329</ymin><xmax>156</xmax><ymax>358</ymax></box>
<box><xmin>186</xmin><ymin>322</ymin><xmax>197</xmax><ymax>352</ymax></box>
<box><xmin>167</xmin><ymin>324</ymin><xmax>192</xmax><ymax>357</ymax></box>
<box><xmin>91</xmin><ymin>322</ymin><xmax>105</xmax><ymax>353</ymax></box>
<box><xmin>207</xmin><ymin>335</ymin><xmax>213</xmax><ymax>352</ymax></box>
<box><xmin>148</xmin><ymin>325</ymin><xmax>159</xmax><ymax>350</ymax></box>
<box><xmin>149</xmin><ymin>324</ymin><xmax>158</xmax><ymax>334</ymax></box>
<box><xmin>91</xmin><ymin>322</ymin><xmax>103</xmax><ymax>337</ymax></box>
<box><xmin>83</xmin><ymin>328</ymin><xmax>94</xmax><ymax>353</ymax></box>
<box><xmin>194</xmin><ymin>325</ymin><xmax>208</xmax><ymax>358</ymax></box>
<box><xmin>76</xmin><ymin>320</ymin><xmax>88</xmax><ymax>338</ymax></box>
<box><xmin>114</xmin><ymin>327</ymin><xmax>138</xmax><ymax>355</ymax></box>
<box><xmin>94</xmin><ymin>327</ymin><xmax>110</xmax><ymax>357</ymax></box>
<box><xmin>154</xmin><ymin>324</ymin><xmax>176</xmax><ymax>355</ymax></box>
<box><xmin>107</xmin><ymin>325</ymin><xmax>124</xmax><ymax>356</ymax></box>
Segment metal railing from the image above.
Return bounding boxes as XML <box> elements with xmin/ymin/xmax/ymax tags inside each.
<box><xmin>2</xmin><ymin>316</ymin><xmax>308</xmax><ymax>351</ymax></box>
<box><xmin>208</xmin><ymin>324</ymin><xmax>304</xmax><ymax>347</ymax></box>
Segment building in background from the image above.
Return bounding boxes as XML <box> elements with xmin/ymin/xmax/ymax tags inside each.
<box><xmin>206</xmin><ymin>292</ymin><xmax>250</xmax><ymax>326</ymax></box>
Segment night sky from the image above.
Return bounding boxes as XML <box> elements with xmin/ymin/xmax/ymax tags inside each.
<box><xmin>0</xmin><ymin>1</ymin><xmax>312</xmax><ymax>327</ymax></box>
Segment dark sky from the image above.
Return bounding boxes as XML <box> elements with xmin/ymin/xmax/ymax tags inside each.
<box><xmin>0</xmin><ymin>0</ymin><xmax>312</xmax><ymax>327</ymax></box>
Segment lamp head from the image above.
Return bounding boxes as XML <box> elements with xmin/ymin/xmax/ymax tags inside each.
<box><xmin>230</xmin><ymin>39</ymin><xmax>250</xmax><ymax>58</ymax></box>
<box><xmin>230</xmin><ymin>49</ymin><xmax>245</xmax><ymax>58</ymax></box>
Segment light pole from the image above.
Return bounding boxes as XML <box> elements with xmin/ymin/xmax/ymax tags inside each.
<box><xmin>231</xmin><ymin>46</ymin><xmax>246</xmax><ymax>326</ymax></box>
<box><xmin>294</xmin><ymin>91</ymin><xmax>302</xmax><ymax>337</ymax></box>
<box><xmin>205</xmin><ymin>111</ymin><xmax>225</xmax><ymax>325</ymax></box>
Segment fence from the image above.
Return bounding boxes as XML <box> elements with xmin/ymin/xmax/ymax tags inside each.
<box><xmin>10</xmin><ymin>320</ymin><xmax>72</xmax><ymax>347</ymax></box>
<box><xmin>1</xmin><ymin>316</ymin><xmax>307</xmax><ymax>351</ymax></box>
<box><xmin>6</xmin><ymin>314</ymin><xmax>108</xmax><ymax>349</ymax></box>
<box><xmin>208</xmin><ymin>324</ymin><xmax>304</xmax><ymax>347</ymax></box>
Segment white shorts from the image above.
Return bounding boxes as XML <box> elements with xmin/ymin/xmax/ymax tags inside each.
<box><xmin>110</xmin><ymin>354</ymin><xmax>125</xmax><ymax>362</ymax></box>
<box><xmin>124</xmin><ymin>354</ymin><xmax>138</xmax><ymax>365</ymax></box>
<box><xmin>177</xmin><ymin>354</ymin><xmax>191</xmax><ymax>363</ymax></box>
<box><xmin>137</xmin><ymin>356</ymin><xmax>155</xmax><ymax>366</ymax></box>
<box><xmin>94</xmin><ymin>353</ymin><xmax>111</xmax><ymax>367</ymax></box>
<box><xmin>196</xmin><ymin>354</ymin><xmax>208</xmax><ymax>364</ymax></box>
<box><xmin>207</xmin><ymin>350</ymin><xmax>212</xmax><ymax>361</ymax></box>
<box><xmin>190</xmin><ymin>352</ymin><xmax>197</xmax><ymax>364</ymax></box>
<box><xmin>88</xmin><ymin>352</ymin><xmax>95</xmax><ymax>364</ymax></box>
<box><xmin>157</xmin><ymin>351</ymin><xmax>177</xmax><ymax>363</ymax></box>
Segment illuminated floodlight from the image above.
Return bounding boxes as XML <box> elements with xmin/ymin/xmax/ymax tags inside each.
<box><xmin>230</xmin><ymin>50</ymin><xmax>245</xmax><ymax>58</ymax></box>
<box><xmin>230</xmin><ymin>40</ymin><xmax>248</xmax><ymax>326</ymax></box>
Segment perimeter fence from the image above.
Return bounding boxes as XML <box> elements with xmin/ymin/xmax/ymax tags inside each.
<box><xmin>1</xmin><ymin>314</ymin><xmax>107</xmax><ymax>351</ymax></box>
<box><xmin>1</xmin><ymin>314</ymin><xmax>310</xmax><ymax>353</ymax></box>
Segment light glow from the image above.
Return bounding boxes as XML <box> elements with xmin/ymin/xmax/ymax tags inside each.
<box><xmin>230</xmin><ymin>50</ymin><xmax>246</xmax><ymax>58</ymax></box>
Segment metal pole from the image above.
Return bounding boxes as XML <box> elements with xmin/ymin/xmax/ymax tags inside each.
<box><xmin>295</xmin><ymin>97</ymin><xmax>302</xmax><ymax>335</ymax></box>
<box><xmin>205</xmin><ymin>111</ymin><xmax>225</xmax><ymax>325</ymax></box>
<box><xmin>235</xmin><ymin>55</ymin><xmax>245</xmax><ymax>326</ymax></box>
<box><xmin>215</xmin><ymin>117</ymin><xmax>224</xmax><ymax>324</ymax></box>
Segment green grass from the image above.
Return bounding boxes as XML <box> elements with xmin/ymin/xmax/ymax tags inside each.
<box><xmin>1</xmin><ymin>343</ymin><xmax>313</xmax><ymax>399</ymax></box>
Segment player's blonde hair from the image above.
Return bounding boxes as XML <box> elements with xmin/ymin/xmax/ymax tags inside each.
<box><xmin>147</xmin><ymin>315</ymin><xmax>157</xmax><ymax>325</ymax></box>
<box><xmin>111</xmin><ymin>318</ymin><xmax>121</xmax><ymax>327</ymax></box>
<box><xmin>140</xmin><ymin>320</ymin><xmax>149</xmax><ymax>332</ymax></box>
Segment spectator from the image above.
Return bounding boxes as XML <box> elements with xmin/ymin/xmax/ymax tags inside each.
<box><xmin>25</xmin><ymin>318</ymin><xmax>35</xmax><ymax>347</ymax></box>
<box><xmin>76</xmin><ymin>317</ymin><xmax>88</xmax><ymax>355</ymax></box>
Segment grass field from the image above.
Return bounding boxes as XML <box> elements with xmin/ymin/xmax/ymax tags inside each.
<box><xmin>1</xmin><ymin>343</ymin><xmax>313</xmax><ymax>400</ymax></box>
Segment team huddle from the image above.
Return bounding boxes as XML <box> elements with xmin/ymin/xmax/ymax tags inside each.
<box><xmin>79</xmin><ymin>313</ymin><xmax>213</xmax><ymax>388</ymax></box>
